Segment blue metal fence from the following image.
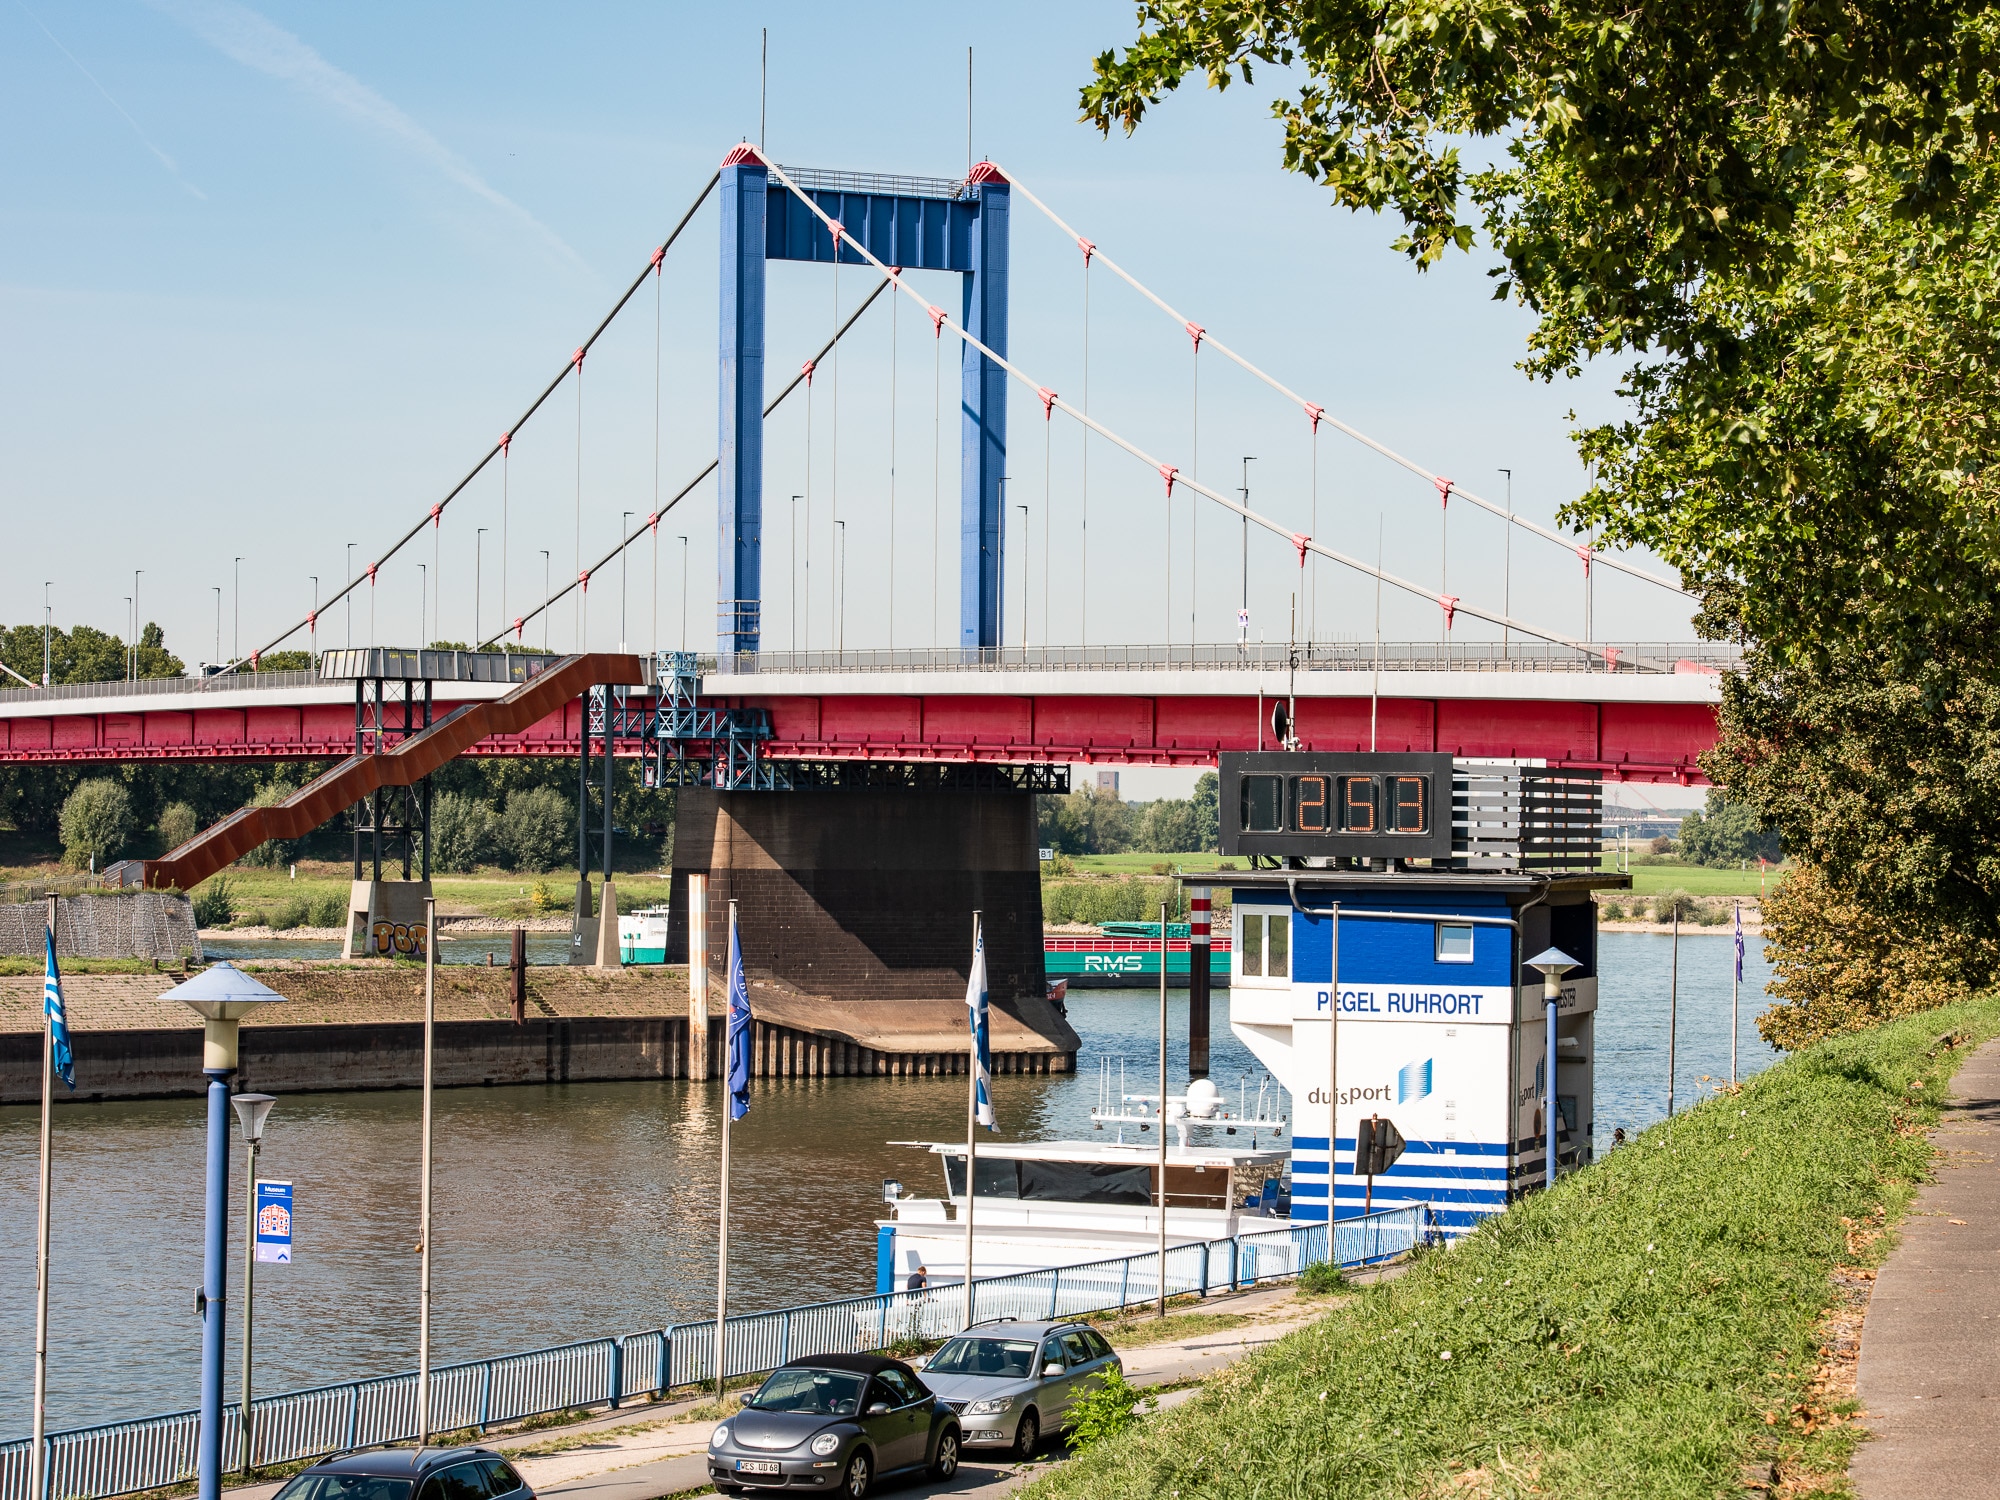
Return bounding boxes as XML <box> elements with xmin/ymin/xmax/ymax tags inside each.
<box><xmin>0</xmin><ymin>1205</ymin><xmax>1429</xmax><ymax>1500</ymax></box>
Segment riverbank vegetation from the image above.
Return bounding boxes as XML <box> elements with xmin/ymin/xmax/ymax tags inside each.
<box><xmin>1028</xmin><ymin>993</ymin><xmax>2000</xmax><ymax>1499</ymax></box>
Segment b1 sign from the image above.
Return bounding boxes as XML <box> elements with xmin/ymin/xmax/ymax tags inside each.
<box><xmin>255</xmin><ymin>1179</ymin><xmax>294</xmax><ymax>1263</ymax></box>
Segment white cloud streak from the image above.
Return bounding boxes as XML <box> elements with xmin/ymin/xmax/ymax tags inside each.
<box><xmin>21</xmin><ymin>1</ymin><xmax>207</xmax><ymax>199</ymax></box>
<box><xmin>151</xmin><ymin>0</ymin><xmax>584</xmax><ymax>269</ymax></box>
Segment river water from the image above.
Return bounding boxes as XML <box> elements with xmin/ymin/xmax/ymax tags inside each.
<box><xmin>0</xmin><ymin>930</ymin><xmax>1772</xmax><ymax>1433</ymax></box>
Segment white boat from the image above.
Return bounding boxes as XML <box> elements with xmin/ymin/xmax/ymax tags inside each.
<box><xmin>618</xmin><ymin>904</ymin><xmax>670</xmax><ymax>964</ymax></box>
<box><xmin>873</xmin><ymin>1076</ymin><xmax>1297</xmax><ymax>1292</ymax></box>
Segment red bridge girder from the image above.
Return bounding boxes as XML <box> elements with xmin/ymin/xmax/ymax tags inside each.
<box><xmin>0</xmin><ymin>691</ymin><xmax>1715</xmax><ymax>781</ymax></box>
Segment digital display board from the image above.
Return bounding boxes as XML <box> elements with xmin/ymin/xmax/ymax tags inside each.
<box><xmin>1219</xmin><ymin>752</ymin><xmax>1455</xmax><ymax>860</ymax></box>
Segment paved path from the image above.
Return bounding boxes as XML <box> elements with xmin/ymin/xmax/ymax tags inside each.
<box><xmin>223</xmin><ymin>1282</ymin><xmax>1342</xmax><ymax>1500</ymax></box>
<box><xmin>1852</xmin><ymin>1039</ymin><xmax>2000</xmax><ymax>1499</ymax></box>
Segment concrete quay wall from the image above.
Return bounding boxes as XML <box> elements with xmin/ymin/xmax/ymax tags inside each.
<box><xmin>0</xmin><ymin>963</ymin><xmax>1075</xmax><ymax>1104</ymax></box>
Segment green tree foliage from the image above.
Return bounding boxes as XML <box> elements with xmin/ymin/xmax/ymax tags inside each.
<box><xmin>157</xmin><ymin>802</ymin><xmax>199</xmax><ymax>853</ymax></box>
<box><xmin>431</xmin><ymin>792</ymin><xmax>499</xmax><ymax>873</ymax></box>
<box><xmin>237</xmin><ymin>777</ymin><xmax>311</xmax><ymax>868</ymax></box>
<box><xmin>1043</xmin><ymin>877</ymin><xmax>1183</xmax><ymax>925</ymax></box>
<box><xmin>1038</xmin><ymin>788</ymin><xmax>1138</xmax><ymax>855</ymax></box>
<box><xmin>0</xmin><ymin>622</ymin><xmax>182</xmax><ymax>686</ymax></box>
<box><xmin>1084</xmin><ymin>5</ymin><xmax>2000</xmax><ymax>1032</ymax></box>
<box><xmin>1190</xmin><ymin>770</ymin><xmax>1219</xmax><ymax>850</ymax></box>
<box><xmin>191</xmin><ymin>875</ymin><xmax>236</xmax><ymax>927</ymax></box>
<box><xmin>1676</xmin><ymin>790</ymin><xmax>1782</xmax><ymax>869</ymax></box>
<box><xmin>58</xmin><ymin>779</ymin><xmax>133</xmax><ymax>869</ymax></box>
<box><xmin>498</xmin><ymin>786</ymin><xmax>572</xmax><ymax>873</ymax></box>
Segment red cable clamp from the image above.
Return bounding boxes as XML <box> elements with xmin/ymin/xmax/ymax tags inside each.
<box><xmin>651</xmin><ymin>244</ymin><xmax>665</xmax><ymax>269</ymax></box>
<box><xmin>1575</xmin><ymin>543</ymin><xmax>1593</xmax><ymax>577</ymax></box>
<box><xmin>1186</xmin><ymin>321</ymin><xmax>1205</xmax><ymax>350</ymax></box>
<box><xmin>890</xmin><ymin>265</ymin><xmax>903</xmax><ymax>281</ymax></box>
<box><xmin>647</xmin><ymin>511</ymin><xmax>660</xmax><ymax>531</ymax></box>
<box><xmin>579</xmin><ymin>570</ymin><xmax>591</xmax><ymax>591</ymax></box>
<box><xmin>828</xmin><ymin>221</ymin><xmax>845</xmax><ymax>259</ymax></box>
<box><xmin>1291</xmin><ymin>534</ymin><xmax>1311</xmax><ymax>567</ymax></box>
<box><xmin>514</xmin><ymin>617</ymin><xmax>525</xmax><ymax>639</ymax></box>
<box><xmin>802</xmin><ymin>358</ymin><xmax>815</xmax><ymax>385</ymax></box>
<box><xmin>1077</xmin><ymin>236</ymin><xmax>1096</xmax><ymax>265</ymax></box>
<box><xmin>572</xmin><ymin>347</ymin><xmax>585</xmax><ymax>368</ymax></box>
<box><xmin>1434</xmin><ymin>476</ymin><xmax>1455</xmax><ymax>508</ymax></box>
<box><xmin>1440</xmin><ymin>594</ymin><xmax>1460</xmax><ymax>632</ymax></box>
<box><xmin>249</xmin><ymin>650</ymin><xmax>260</xmax><ymax>670</ymax></box>
<box><xmin>1037</xmin><ymin>387</ymin><xmax>1058</xmax><ymax>420</ymax></box>
<box><xmin>367</xmin><ymin>563</ymin><xmax>378</xmax><ymax>585</ymax></box>
<box><xmin>308</xmin><ymin>610</ymin><xmax>318</xmax><ymax>630</ymax></box>
<box><xmin>1304</xmin><ymin>403</ymin><xmax>1325</xmax><ymax>435</ymax></box>
<box><xmin>430</xmin><ymin>503</ymin><xmax>442</xmax><ymax>527</ymax></box>
<box><xmin>499</xmin><ymin>430</ymin><xmax>511</xmax><ymax>453</ymax></box>
<box><xmin>927</xmin><ymin>305</ymin><xmax>947</xmax><ymax>337</ymax></box>
<box><xmin>1602</xmin><ymin>646</ymin><xmax>1622</xmax><ymax>672</ymax></box>
<box><xmin>1158</xmin><ymin>464</ymin><xmax>1179</xmax><ymax>497</ymax></box>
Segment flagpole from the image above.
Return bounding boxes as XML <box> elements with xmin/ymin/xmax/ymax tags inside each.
<box><xmin>1731</xmin><ymin>902</ymin><xmax>1741</xmax><ymax>1087</ymax></box>
<box><xmin>963</xmin><ymin>911</ymin><xmax>981</xmax><ymax>1333</ymax></box>
<box><xmin>416</xmin><ymin>896</ymin><xmax>436</xmax><ymax>1445</ymax></box>
<box><xmin>30</xmin><ymin>895</ymin><xmax>57</xmax><ymax>1500</ymax></box>
<box><xmin>715</xmin><ymin>901</ymin><xmax>737</xmax><ymax>1401</ymax></box>
<box><xmin>1156</xmin><ymin>900</ymin><xmax>1168</xmax><ymax>1318</ymax></box>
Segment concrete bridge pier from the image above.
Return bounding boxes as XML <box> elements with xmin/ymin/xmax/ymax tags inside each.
<box><xmin>665</xmin><ymin>786</ymin><xmax>1076</xmax><ymax>1065</ymax></box>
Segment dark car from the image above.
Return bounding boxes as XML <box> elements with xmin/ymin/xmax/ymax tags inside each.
<box><xmin>268</xmin><ymin>1447</ymin><xmax>533</xmax><ymax>1500</ymax></box>
<box><xmin>708</xmin><ymin>1352</ymin><xmax>961</xmax><ymax>1496</ymax></box>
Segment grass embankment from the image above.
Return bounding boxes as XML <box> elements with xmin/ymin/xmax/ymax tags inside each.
<box><xmin>1600</xmin><ymin>857</ymin><xmax>1786</xmax><ymax>898</ymax></box>
<box><xmin>1029</xmin><ymin>995</ymin><xmax>2000</xmax><ymax>1499</ymax></box>
<box><xmin>190</xmin><ymin>863</ymin><xmax>672</xmax><ymax>928</ymax></box>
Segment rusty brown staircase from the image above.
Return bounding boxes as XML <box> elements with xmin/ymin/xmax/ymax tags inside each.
<box><xmin>144</xmin><ymin>653</ymin><xmax>646</xmax><ymax>892</ymax></box>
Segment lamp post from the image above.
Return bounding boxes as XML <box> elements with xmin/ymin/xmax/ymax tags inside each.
<box><xmin>230</xmin><ymin>1093</ymin><xmax>276</xmax><ymax>1477</ymax></box>
<box><xmin>213</xmin><ymin>588</ymin><xmax>222</xmax><ymax>672</ymax></box>
<box><xmin>540</xmin><ymin>551</ymin><xmax>551</xmax><ymax>652</ymax></box>
<box><xmin>476</xmin><ymin>529</ymin><xmax>488</xmax><ymax>647</ymax></box>
<box><xmin>157</xmin><ymin>964</ymin><xmax>285</xmax><ymax>1500</ymax></box>
<box><xmin>1526</xmin><ymin>948</ymin><xmax>1578</xmax><ymax>1191</ymax></box>
<box><xmin>620</xmin><ymin>512</ymin><xmax>633</xmax><ymax>651</ymax></box>
<box><xmin>43</xmin><ymin>581</ymin><xmax>52</xmax><ymax>688</ymax></box>
<box><xmin>834</xmin><ymin>521</ymin><xmax>847</xmax><ymax>656</ymax></box>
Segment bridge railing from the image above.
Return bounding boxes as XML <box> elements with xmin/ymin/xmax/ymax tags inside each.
<box><xmin>0</xmin><ymin>1206</ymin><xmax>1429</xmax><ymax>1500</ymax></box>
<box><xmin>0</xmin><ymin>669</ymin><xmax>321</xmax><ymax>706</ymax></box>
<box><xmin>722</xmin><ymin>641</ymin><xmax>1742</xmax><ymax>675</ymax></box>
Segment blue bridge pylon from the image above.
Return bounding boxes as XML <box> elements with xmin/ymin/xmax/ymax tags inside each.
<box><xmin>717</xmin><ymin>145</ymin><xmax>1010</xmax><ymax>665</ymax></box>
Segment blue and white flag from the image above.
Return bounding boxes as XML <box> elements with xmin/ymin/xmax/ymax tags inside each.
<box><xmin>725</xmin><ymin>911</ymin><xmax>753</xmax><ymax>1121</ymax></box>
<box><xmin>43</xmin><ymin>930</ymin><xmax>74</xmax><ymax>1091</ymax></box>
<box><xmin>1734</xmin><ymin>903</ymin><xmax>1744</xmax><ymax>982</ymax></box>
<box><xmin>966</xmin><ymin>923</ymin><xmax>995</xmax><ymax>1131</ymax></box>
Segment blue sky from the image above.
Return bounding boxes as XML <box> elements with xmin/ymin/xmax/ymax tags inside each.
<box><xmin>1</xmin><ymin>1</ymin><xmax>1693</xmax><ymax>681</ymax></box>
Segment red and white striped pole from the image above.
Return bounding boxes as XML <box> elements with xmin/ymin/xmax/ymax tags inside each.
<box><xmin>1187</xmin><ymin>886</ymin><xmax>1211</xmax><ymax>1076</ymax></box>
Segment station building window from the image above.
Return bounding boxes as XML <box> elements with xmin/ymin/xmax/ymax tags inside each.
<box><xmin>1435</xmin><ymin>923</ymin><xmax>1475</xmax><ymax>963</ymax></box>
<box><xmin>1237</xmin><ymin>908</ymin><xmax>1290</xmax><ymax>984</ymax></box>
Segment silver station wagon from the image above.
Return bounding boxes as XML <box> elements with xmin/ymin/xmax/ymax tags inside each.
<box><xmin>914</xmin><ymin>1319</ymin><xmax>1121</xmax><ymax>1458</ymax></box>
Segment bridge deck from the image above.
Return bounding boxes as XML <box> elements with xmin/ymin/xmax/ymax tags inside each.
<box><xmin>0</xmin><ymin>653</ymin><xmax>1722</xmax><ymax>782</ymax></box>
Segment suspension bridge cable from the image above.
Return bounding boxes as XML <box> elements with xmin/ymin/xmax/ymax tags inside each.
<box><xmin>992</xmin><ymin>160</ymin><xmax>1688</xmax><ymax>600</ymax></box>
<box><xmin>230</xmin><ymin>170</ymin><xmax>722</xmax><ymax>672</ymax></box>
<box><xmin>478</xmin><ymin>273</ymin><xmax>895</xmax><ymax>649</ymax></box>
<box><xmin>760</xmin><ymin>157</ymin><xmax>1633</xmax><ymax>663</ymax></box>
